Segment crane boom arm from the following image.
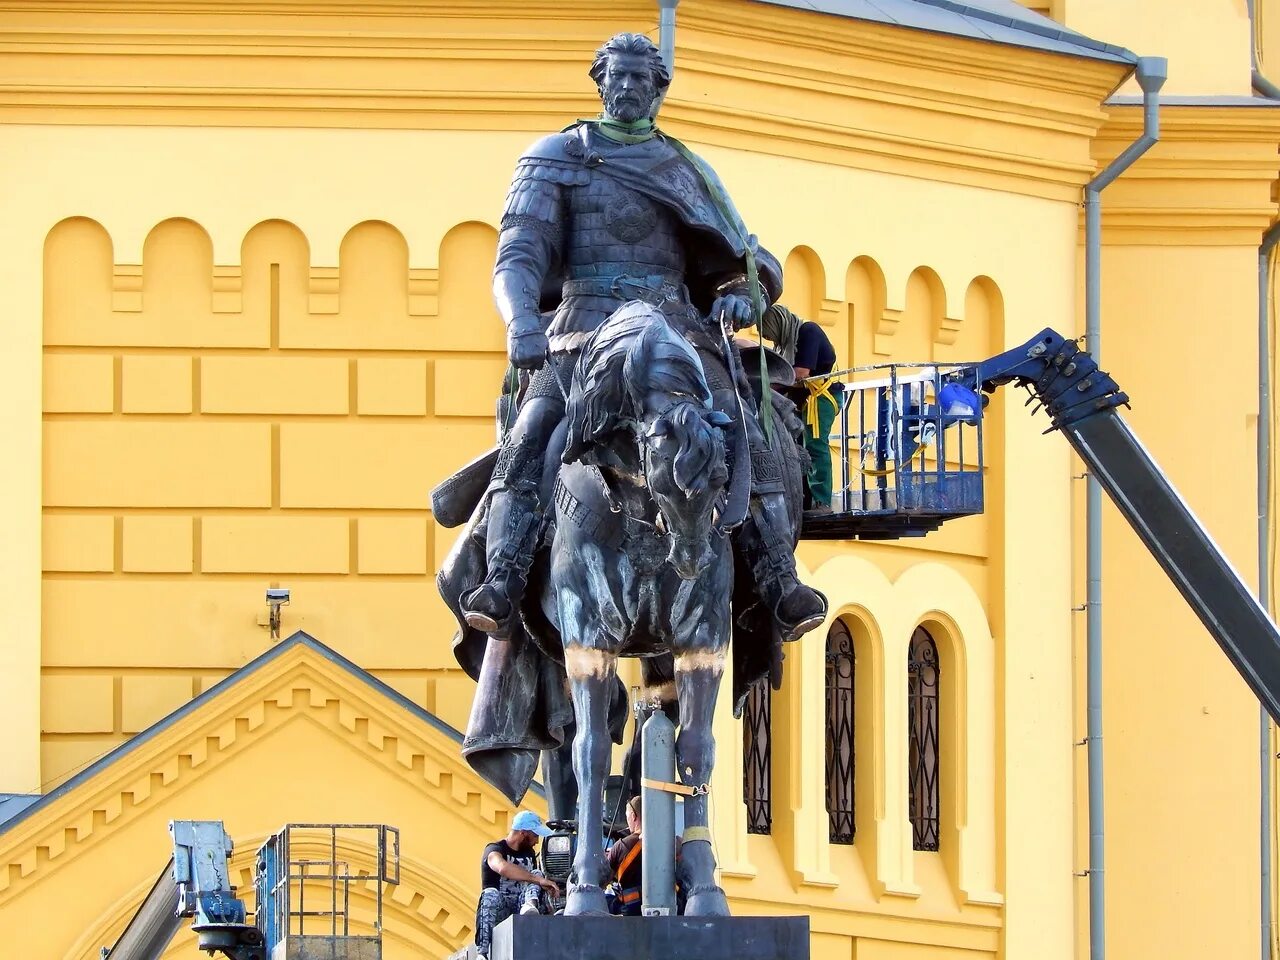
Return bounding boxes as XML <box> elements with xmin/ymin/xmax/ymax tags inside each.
<box><xmin>976</xmin><ymin>330</ymin><xmax>1280</xmax><ymax>723</ymax></box>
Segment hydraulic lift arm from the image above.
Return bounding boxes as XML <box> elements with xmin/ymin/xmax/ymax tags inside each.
<box><xmin>103</xmin><ymin>821</ymin><xmax>263</xmax><ymax>960</ymax></box>
<box><xmin>976</xmin><ymin>330</ymin><xmax>1280</xmax><ymax>723</ymax></box>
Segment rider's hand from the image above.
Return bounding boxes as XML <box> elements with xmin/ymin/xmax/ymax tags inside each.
<box><xmin>710</xmin><ymin>292</ymin><xmax>762</xmax><ymax>331</ymax></box>
<box><xmin>538</xmin><ymin>877</ymin><xmax>561</xmax><ymax>897</ymax></box>
<box><xmin>507</xmin><ymin>315</ymin><xmax>549</xmax><ymax>370</ymax></box>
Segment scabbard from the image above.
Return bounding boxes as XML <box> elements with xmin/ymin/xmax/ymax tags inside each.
<box><xmin>430</xmin><ymin>445</ymin><xmax>500</xmax><ymax>528</ymax></box>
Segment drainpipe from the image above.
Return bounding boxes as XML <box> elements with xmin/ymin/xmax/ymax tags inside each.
<box><xmin>653</xmin><ymin>0</ymin><xmax>680</xmax><ymax>120</ymax></box>
<box><xmin>1251</xmin><ymin>7</ymin><xmax>1280</xmax><ymax>959</ymax></box>
<box><xmin>1249</xmin><ymin>0</ymin><xmax>1280</xmax><ymax>100</ymax></box>
<box><xmin>1083</xmin><ymin>55</ymin><xmax>1167</xmax><ymax>960</ymax></box>
<box><xmin>1261</xmin><ymin>219</ymin><xmax>1280</xmax><ymax>960</ymax></box>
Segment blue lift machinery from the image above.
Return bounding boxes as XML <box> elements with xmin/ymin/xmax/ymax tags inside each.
<box><xmin>102</xmin><ymin>821</ymin><xmax>399</xmax><ymax>960</ymax></box>
<box><xmin>801</xmin><ymin>328</ymin><xmax>1280</xmax><ymax>724</ymax></box>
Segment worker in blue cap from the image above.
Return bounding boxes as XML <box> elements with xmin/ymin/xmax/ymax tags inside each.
<box><xmin>474</xmin><ymin>811</ymin><xmax>559</xmax><ymax>959</ymax></box>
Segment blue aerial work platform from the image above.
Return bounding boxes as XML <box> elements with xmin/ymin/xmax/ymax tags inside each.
<box><xmin>798</xmin><ymin>329</ymin><xmax>1280</xmax><ymax>725</ymax></box>
<box><xmin>103</xmin><ymin>822</ymin><xmax>399</xmax><ymax>960</ymax></box>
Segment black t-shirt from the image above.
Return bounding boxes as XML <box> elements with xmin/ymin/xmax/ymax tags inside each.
<box><xmin>794</xmin><ymin>321</ymin><xmax>836</xmax><ymax>377</ymax></box>
<box><xmin>481</xmin><ymin>839</ymin><xmax>537</xmax><ymax>890</ymax></box>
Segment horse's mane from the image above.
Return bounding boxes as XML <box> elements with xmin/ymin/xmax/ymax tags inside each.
<box><xmin>665</xmin><ymin>401</ymin><xmax>727</xmax><ymax>496</ymax></box>
<box><xmin>563</xmin><ymin>305</ymin><xmax>713</xmax><ymax>463</ymax></box>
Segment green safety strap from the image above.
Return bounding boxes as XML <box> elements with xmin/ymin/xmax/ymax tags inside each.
<box><xmin>573</xmin><ymin>116</ymin><xmax>658</xmax><ymax>145</ymax></box>
<box><xmin>663</xmin><ymin>135</ymin><xmax>774</xmax><ymax>446</ymax></box>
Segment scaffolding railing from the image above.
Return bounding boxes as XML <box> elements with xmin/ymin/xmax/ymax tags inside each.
<box><xmin>255</xmin><ymin>824</ymin><xmax>399</xmax><ymax>960</ymax></box>
<box><xmin>803</xmin><ymin>361</ymin><xmax>985</xmax><ymax>540</ymax></box>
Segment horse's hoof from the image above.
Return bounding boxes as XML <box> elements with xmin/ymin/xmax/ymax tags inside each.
<box><xmin>684</xmin><ymin>885</ymin><xmax>731</xmax><ymax>917</ymax></box>
<box><xmin>564</xmin><ymin>884</ymin><xmax>610</xmax><ymax>917</ymax></box>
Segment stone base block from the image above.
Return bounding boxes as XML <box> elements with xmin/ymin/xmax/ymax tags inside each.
<box><xmin>491</xmin><ymin>914</ymin><xmax>809</xmax><ymax>960</ymax></box>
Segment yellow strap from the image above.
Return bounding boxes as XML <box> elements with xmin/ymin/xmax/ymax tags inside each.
<box><xmin>641</xmin><ymin>777</ymin><xmax>709</xmax><ymax>797</ymax></box>
<box><xmin>682</xmin><ymin>826</ymin><xmax>713</xmax><ymax>844</ymax></box>
<box><xmin>802</xmin><ymin>376</ymin><xmax>839</xmax><ymax>434</ymax></box>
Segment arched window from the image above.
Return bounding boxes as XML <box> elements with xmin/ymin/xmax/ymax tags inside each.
<box><xmin>825</xmin><ymin>619</ymin><xmax>855</xmax><ymax>844</ymax></box>
<box><xmin>908</xmin><ymin>626</ymin><xmax>940</xmax><ymax>851</ymax></box>
<box><xmin>743</xmin><ymin>680</ymin><xmax>772</xmax><ymax>835</ymax></box>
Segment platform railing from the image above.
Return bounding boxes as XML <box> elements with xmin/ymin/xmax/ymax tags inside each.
<box><xmin>803</xmin><ymin>362</ymin><xmax>985</xmax><ymax>540</ymax></box>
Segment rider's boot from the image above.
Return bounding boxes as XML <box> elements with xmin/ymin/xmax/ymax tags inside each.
<box><xmin>461</xmin><ymin>441</ymin><xmax>543</xmax><ymax>639</ymax></box>
<box><xmin>747</xmin><ymin>489</ymin><xmax>828</xmax><ymax>642</ymax></box>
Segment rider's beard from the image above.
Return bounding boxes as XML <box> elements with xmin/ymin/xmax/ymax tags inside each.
<box><xmin>604</xmin><ymin>89</ymin><xmax>653</xmax><ymax>124</ymax></box>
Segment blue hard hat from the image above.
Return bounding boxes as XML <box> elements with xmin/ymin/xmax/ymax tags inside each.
<box><xmin>512</xmin><ymin>811</ymin><xmax>552</xmax><ymax>837</ymax></box>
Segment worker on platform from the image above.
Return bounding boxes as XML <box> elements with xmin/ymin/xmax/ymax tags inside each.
<box><xmin>475</xmin><ymin>811</ymin><xmax>560</xmax><ymax>960</ymax></box>
<box><xmin>758</xmin><ymin>303</ymin><xmax>842</xmax><ymax>511</ymax></box>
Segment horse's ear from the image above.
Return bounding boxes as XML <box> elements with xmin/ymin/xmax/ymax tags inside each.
<box><xmin>704</xmin><ymin>410</ymin><xmax>733</xmax><ymax>428</ymax></box>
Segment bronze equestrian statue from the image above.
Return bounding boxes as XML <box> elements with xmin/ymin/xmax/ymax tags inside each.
<box><xmin>434</xmin><ymin>31</ymin><xmax>827</xmax><ymax>917</ymax></box>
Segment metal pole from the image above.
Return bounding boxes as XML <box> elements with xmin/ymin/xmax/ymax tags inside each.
<box><xmin>1083</xmin><ymin>56</ymin><xmax>1166</xmax><ymax>960</ymax></box>
<box><xmin>653</xmin><ymin>0</ymin><xmax>680</xmax><ymax>120</ymax></box>
<box><xmin>1083</xmin><ymin>188</ymin><xmax>1106</xmax><ymax>960</ymax></box>
<box><xmin>1259</xmin><ymin>222</ymin><xmax>1280</xmax><ymax>960</ymax></box>
<box><xmin>640</xmin><ymin>706</ymin><xmax>677</xmax><ymax>916</ymax></box>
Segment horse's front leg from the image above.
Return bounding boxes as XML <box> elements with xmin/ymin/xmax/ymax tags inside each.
<box><xmin>564</xmin><ymin>638</ymin><xmax>619</xmax><ymax>916</ymax></box>
<box><xmin>673</xmin><ymin>630</ymin><xmax>732</xmax><ymax>917</ymax></box>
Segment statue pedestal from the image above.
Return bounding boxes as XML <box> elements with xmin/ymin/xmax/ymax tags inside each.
<box><xmin>491</xmin><ymin>914</ymin><xmax>810</xmax><ymax>960</ymax></box>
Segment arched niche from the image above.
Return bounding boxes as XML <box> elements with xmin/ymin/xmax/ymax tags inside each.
<box><xmin>241</xmin><ymin>220</ymin><xmax>311</xmax><ymax>332</ymax></box>
<box><xmin>141</xmin><ymin>218</ymin><xmax>215</xmax><ymax>312</ymax></box>
<box><xmin>44</xmin><ymin>217</ymin><xmax>114</xmax><ymax>343</ymax></box>
<box><xmin>779</xmin><ymin>245</ymin><xmax>826</xmax><ymax>323</ymax></box>
<box><xmin>438</xmin><ymin>221</ymin><xmax>503</xmax><ymax>351</ymax></box>
<box><xmin>845</xmin><ymin>255</ymin><xmax>887</xmax><ymax>363</ymax></box>
<box><xmin>339</xmin><ymin>221</ymin><xmax>410</xmax><ymax>319</ymax></box>
<box><xmin>962</xmin><ymin>275</ymin><xmax>1004</xmax><ymax>360</ymax></box>
<box><xmin>903</xmin><ymin>266</ymin><xmax>946</xmax><ymax>362</ymax></box>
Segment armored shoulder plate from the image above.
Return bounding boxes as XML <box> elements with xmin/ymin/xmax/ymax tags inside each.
<box><xmin>500</xmin><ymin>131</ymin><xmax>592</xmax><ymax>231</ymax></box>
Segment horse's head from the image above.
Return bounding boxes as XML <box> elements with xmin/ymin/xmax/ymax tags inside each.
<box><xmin>563</xmin><ymin>303</ymin><xmax>733</xmax><ymax>579</ymax></box>
<box><xmin>642</xmin><ymin>400</ymin><xmax>732</xmax><ymax>578</ymax></box>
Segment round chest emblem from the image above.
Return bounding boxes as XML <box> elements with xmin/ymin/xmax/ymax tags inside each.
<box><xmin>605</xmin><ymin>194</ymin><xmax>658</xmax><ymax>243</ymax></box>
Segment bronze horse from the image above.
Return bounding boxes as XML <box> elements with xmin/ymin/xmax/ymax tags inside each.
<box><xmin>545</xmin><ymin>302</ymin><xmax>735</xmax><ymax>916</ymax></box>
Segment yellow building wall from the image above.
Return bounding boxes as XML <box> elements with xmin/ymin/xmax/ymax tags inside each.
<box><xmin>1059</xmin><ymin>96</ymin><xmax>1280</xmax><ymax>958</ymax></box>
<box><xmin>1061</xmin><ymin>0</ymin><xmax>1253</xmax><ymax>95</ymax></box>
<box><xmin>22</xmin><ymin>3</ymin><xmax>1271</xmax><ymax>960</ymax></box>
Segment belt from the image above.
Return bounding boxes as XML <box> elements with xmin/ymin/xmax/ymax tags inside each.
<box><xmin>562</xmin><ymin>274</ymin><xmax>688</xmax><ymax>307</ymax></box>
<box><xmin>803</xmin><ymin>377</ymin><xmax>842</xmax><ymax>434</ymax></box>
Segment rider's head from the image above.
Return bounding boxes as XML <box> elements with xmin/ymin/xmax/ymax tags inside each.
<box><xmin>589</xmin><ymin>33</ymin><xmax>670</xmax><ymax>124</ymax></box>
<box><xmin>626</xmin><ymin>795</ymin><xmax>642</xmax><ymax>835</ymax></box>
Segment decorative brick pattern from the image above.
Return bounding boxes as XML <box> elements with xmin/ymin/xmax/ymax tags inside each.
<box><xmin>122</xmin><ymin>516</ymin><xmax>193</xmax><ymax>572</ymax></box>
<box><xmin>201</xmin><ymin>356</ymin><xmax>349</xmax><ymax>414</ymax></box>
<box><xmin>357</xmin><ymin>516</ymin><xmax>428</xmax><ymax>574</ymax></box>
<box><xmin>42</xmin><ymin>515</ymin><xmax>114</xmax><ymax>572</ymax></box>
<box><xmin>202</xmin><ymin>516</ymin><xmax>350</xmax><ymax>574</ymax></box>
<box><xmin>120</xmin><ymin>674</ymin><xmax>195</xmax><ymax>733</ymax></box>
<box><xmin>357</xmin><ymin>358</ymin><xmax>428</xmax><ymax>415</ymax></box>
<box><xmin>41</xmin><ymin>675</ymin><xmax>114</xmax><ymax>733</ymax></box>
<box><xmin>43</xmin><ymin>355</ymin><xmax>114</xmax><ymax>413</ymax></box>
<box><xmin>121</xmin><ymin>355</ymin><xmax>192</xmax><ymax>413</ymax></box>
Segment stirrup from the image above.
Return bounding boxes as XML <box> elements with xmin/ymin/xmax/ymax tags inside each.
<box><xmin>462</xmin><ymin>581</ymin><xmax>517</xmax><ymax>639</ymax></box>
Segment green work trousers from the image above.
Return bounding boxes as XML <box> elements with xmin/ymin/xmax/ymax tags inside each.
<box><xmin>805</xmin><ymin>391</ymin><xmax>839</xmax><ymax>508</ymax></box>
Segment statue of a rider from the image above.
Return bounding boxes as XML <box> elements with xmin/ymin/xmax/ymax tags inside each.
<box><xmin>460</xmin><ymin>31</ymin><xmax>827</xmax><ymax>647</ymax></box>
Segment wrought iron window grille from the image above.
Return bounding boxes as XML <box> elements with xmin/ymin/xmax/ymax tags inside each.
<box><xmin>742</xmin><ymin>679</ymin><xmax>772</xmax><ymax>835</ymax></box>
<box><xmin>825</xmin><ymin>620</ymin><xmax>856</xmax><ymax>844</ymax></box>
<box><xmin>908</xmin><ymin>627</ymin><xmax>940</xmax><ymax>851</ymax></box>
